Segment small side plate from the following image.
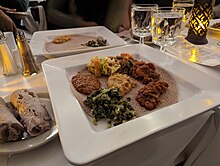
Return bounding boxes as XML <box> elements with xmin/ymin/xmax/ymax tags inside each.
<box><xmin>0</xmin><ymin>92</ymin><xmax>58</xmax><ymax>154</ymax></box>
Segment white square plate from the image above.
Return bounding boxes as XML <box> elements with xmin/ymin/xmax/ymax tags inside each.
<box><xmin>30</xmin><ymin>26</ymin><xmax>126</xmax><ymax>57</ymax></box>
<box><xmin>42</xmin><ymin>44</ymin><xmax>220</xmax><ymax>165</ymax></box>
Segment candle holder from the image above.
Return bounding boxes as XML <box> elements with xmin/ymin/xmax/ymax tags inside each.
<box><xmin>185</xmin><ymin>0</ymin><xmax>215</xmax><ymax>45</ymax></box>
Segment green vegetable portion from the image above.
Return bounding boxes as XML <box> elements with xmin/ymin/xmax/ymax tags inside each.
<box><xmin>85</xmin><ymin>38</ymin><xmax>107</xmax><ymax>47</ymax></box>
<box><xmin>84</xmin><ymin>88</ymin><xmax>136</xmax><ymax>128</ymax></box>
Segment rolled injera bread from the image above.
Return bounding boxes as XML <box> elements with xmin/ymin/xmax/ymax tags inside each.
<box><xmin>0</xmin><ymin>97</ymin><xmax>24</xmax><ymax>142</ymax></box>
<box><xmin>10</xmin><ymin>89</ymin><xmax>52</xmax><ymax>137</ymax></box>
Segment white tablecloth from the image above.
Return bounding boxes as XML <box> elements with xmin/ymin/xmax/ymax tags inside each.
<box><xmin>1</xmin><ymin>112</ymin><xmax>213</xmax><ymax>166</ymax></box>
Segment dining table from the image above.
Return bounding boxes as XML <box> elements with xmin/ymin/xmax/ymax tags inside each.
<box><xmin>0</xmin><ymin>24</ymin><xmax>220</xmax><ymax>166</ymax></box>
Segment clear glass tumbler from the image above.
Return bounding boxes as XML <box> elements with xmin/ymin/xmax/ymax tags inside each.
<box><xmin>131</xmin><ymin>4</ymin><xmax>158</xmax><ymax>44</ymax></box>
<box><xmin>173</xmin><ymin>0</ymin><xmax>194</xmax><ymax>27</ymax></box>
<box><xmin>151</xmin><ymin>7</ymin><xmax>185</xmax><ymax>51</ymax></box>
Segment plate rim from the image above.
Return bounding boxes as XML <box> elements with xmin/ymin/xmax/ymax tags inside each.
<box><xmin>42</xmin><ymin>44</ymin><xmax>220</xmax><ymax>165</ymax></box>
<box><xmin>208</xmin><ymin>19</ymin><xmax>220</xmax><ymax>32</ymax></box>
<box><xmin>208</xmin><ymin>26</ymin><xmax>220</xmax><ymax>32</ymax></box>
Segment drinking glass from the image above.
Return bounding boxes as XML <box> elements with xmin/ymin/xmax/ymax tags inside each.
<box><xmin>173</xmin><ymin>0</ymin><xmax>194</xmax><ymax>27</ymax></box>
<box><xmin>151</xmin><ymin>7</ymin><xmax>185</xmax><ymax>51</ymax></box>
<box><xmin>131</xmin><ymin>4</ymin><xmax>158</xmax><ymax>44</ymax></box>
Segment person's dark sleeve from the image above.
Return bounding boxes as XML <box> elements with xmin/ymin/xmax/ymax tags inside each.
<box><xmin>0</xmin><ymin>0</ymin><xmax>29</xmax><ymax>12</ymax></box>
<box><xmin>104</xmin><ymin>0</ymin><xmax>132</xmax><ymax>32</ymax></box>
<box><xmin>47</xmin><ymin>8</ymin><xmax>90</xmax><ymax>28</ymax></box>
<box><xmin>0</xmin><ymin>10</ymin><xmax>18</xmax><ymax>34</ymax></box>
<box><xmin>214</xmin><ymin>3</ymin><xmax>220</xmax><ymax>18</ymax></box>
<box><xmin>215</xmin><ymin>0</ymin><xmax>220</xmax><ymax>5</ymax></box>
<box><xmin>46</xmin><ymin>0</ymin><xmax>97</xmax><ymax>28</ymax></box>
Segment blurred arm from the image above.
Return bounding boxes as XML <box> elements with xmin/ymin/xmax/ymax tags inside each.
<box><xmin>46</xmin><ymin>0</ymin><xmax>97</xmax><ymax>29</ymax></box>
<box><xmin>104</xmin><ymin>0</ymin><xmax>132</xmax><ymax>32</ymax></box>
<box><xmin>0</xmin><ymin>10</ymin><xmax>17</xmax><ymax>34</ymax></box>
<box><xmin>214</xmin><ymin>3</ymin><xmax>220</xmax><ymax>18</ymax></box>
<box><xmin>0</xmin><ymin>0</ymin><xmax>29</xmax><ymax>12</ymax></box>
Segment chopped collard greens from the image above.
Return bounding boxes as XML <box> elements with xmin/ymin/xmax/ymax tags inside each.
<box><xmin>84</xmin><ymin>38</ymin><xmax>107</xmax><ymax>47</ymax></box>
<box><xmin>84</xmin><ymin>88</ymin><xmax>136</xmax><ymax>128</ymax></box>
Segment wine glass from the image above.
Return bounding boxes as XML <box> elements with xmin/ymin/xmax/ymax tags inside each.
<box><xmin>151</xmin><ymin>7</ymin><xmax>185</xmax><ymax>52</ymax></box>
<box><xmin>173</xmin><ymin>0</ymin><xmax>194</xmax><ymax>27</ymax></box>
<box><xmin>131</xmin><ymin>4</ymin><xmax>158</xmax><ymax>44</ymax></box>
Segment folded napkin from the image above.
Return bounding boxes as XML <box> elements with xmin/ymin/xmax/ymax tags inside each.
<box><xmin>165</xmin><ymin>36</ymin><xmax>220</xmax><ymax>67</ymax></box>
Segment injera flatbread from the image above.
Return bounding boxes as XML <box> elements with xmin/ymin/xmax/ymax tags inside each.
<box><xmin>45</xmin><ymin>35</ymin><xmax>104</xmax><ymax>53</ymax></box>
<box><xmin>70</xmin><ymin>65</ymin><xmax>178</xmax><ymax>117</ymax></box>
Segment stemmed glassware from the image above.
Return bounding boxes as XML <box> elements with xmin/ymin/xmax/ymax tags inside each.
<box><xmin>151</xmin><ymin>7</ymin><xmax>185</xmax><ymax>52</ymax></box>
<box><xmin>131</xmin><ymin>4</ymin><xmax>158</xmax><ymax>44</ymax></box>
<box><xmin>173</xmin><ymin>0</ymin><xmax>194</xmax><ymax>27</ymax></box>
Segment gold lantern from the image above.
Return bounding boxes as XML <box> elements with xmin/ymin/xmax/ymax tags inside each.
<box><xmin>185</xmin><ymin>0</ymin><xmax>215</xmax><ymax>45</ymax></box>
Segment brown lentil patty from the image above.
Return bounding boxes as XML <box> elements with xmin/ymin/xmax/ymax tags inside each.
<box><xmin>71</xmin><ymin>73</ymin><xmax>101</xmax><ymax>95</ymax></box>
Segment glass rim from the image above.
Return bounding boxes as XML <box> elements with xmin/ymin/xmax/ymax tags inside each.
<box><xmin>153</xmin><ymin>7</ymin><xmax>185</xmax><ymax>12</ymax></box>
<box><xmin>173</xmin><ymin>0</ymin><xmax>194</xmax><ymax>2</ymax></box>
<box><xmin>131</xmin><ymin>3</ymin><xmax>158</xmax><ymax>9</ymax></box>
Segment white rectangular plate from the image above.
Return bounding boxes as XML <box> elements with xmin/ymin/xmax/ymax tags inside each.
<box><xmin>30</xmin><ymin>26</ymin><xmax>126</xmax><ymax>57</ymax></box>
<box><xmin>42</xmin><ymin>44</ymin><xmax>220</xmax><ymax>165</ymax></box>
